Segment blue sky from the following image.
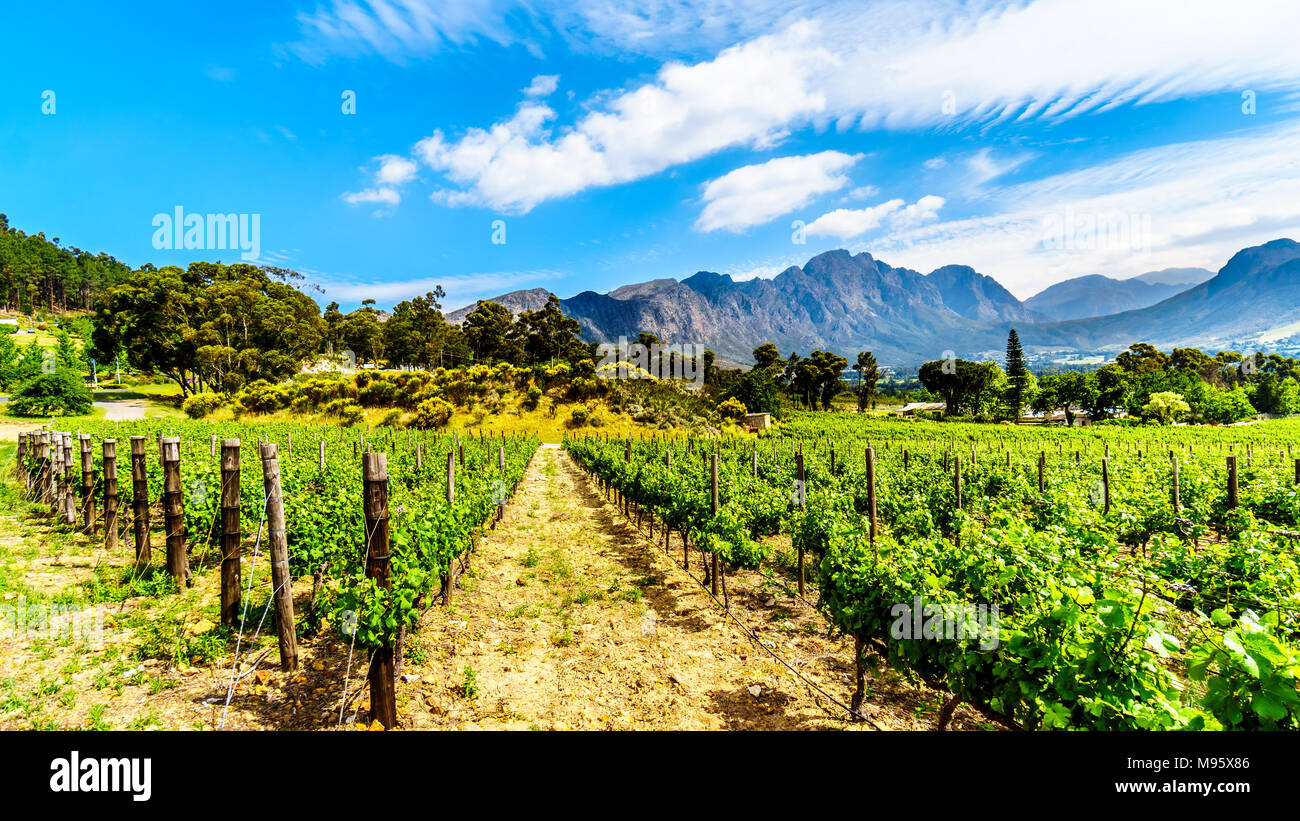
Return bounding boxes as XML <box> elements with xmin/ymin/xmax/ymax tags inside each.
<box><xmin>3</xmin><ymin>0</ymin><xmax>1300</xmax><ymax>312</ymax></box>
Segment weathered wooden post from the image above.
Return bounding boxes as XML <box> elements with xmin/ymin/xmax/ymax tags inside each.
<box><xmin>363</xmin><ymin>451</ymin><xmax>396</xmax><ymax>729</ymax></box>
<box><xmin>103</xmin><ymin>440</ymin><xmax>119</xmax><ymax>551</ymax></box>
<box><xmin>160</xmin><ymin>438</ymin><xmax>189</xmax><ymax>583</ymax></box>
<box><xmin>220</xmin><ymin>440</ymin><xmax>242</xmax><ymax>626</ymax></box>
<box><xmin>954</xmin><ymin>454</ymin><xmax>963</xmax><ymax>511</ymax></box>
<box><xmin>1037</xmin><ymin>451</ymin><xmax>1046</xmax><ymax>493</ymax></box>
<box><xmin>866</xmin><ymin>447</ymin><xmax>877</xmax><ymax>544</ymax></box>
<box><xmin>1226</xmin><ymin>455</ymin><xmax>1239</xmax><ymax>509</ymax></box>
<box><xmin>1172</xmin><ymin>456</ymin><xmax>1181</xmax><ymax>513</ymax></box>
<box><xmin>796</xmin><ymin>450</ymin><xmax>806</xmax><ymax>598</ymax></box>
<box><xmin>441</xmin><ymin>451</ymin><xmax>456</xmax><ymax>605</ymax></box>
<box><xmin>129</xmin><ymin>436</ymin><xmax>151</xmax><ymax>566</ymax></box>
<box><xmin>35</xmin><ymin>431</ymin><xmax>52</xmax><ymax>504</ymax></box>
<box><xmin>15</xmin><ymin>433</ymin><xmax>26</xmax><ymax>483</ymax></box>
<box><xmin>62</xmin><ymin>433</ymin><xmax>77</xmax><ymax>524</ymax></box>
<box><xmin>710</xmin><ymin>453</ymin><xmax>719</xmax><ymax>597</ymax></box>
<box><xmin>319</xmin><ymin>439</ymin><xmax>327</xmax><ymax>470</ymax></box>
<box><xmin>49</xmin><ymin>432</ymin><xmax>64</xmax><ymax>516</ymax></box>
<box><xmin>259</xmin><ymin>443</ymin><xmax>298</xmax><ymax>671</ymax></box>
<box><xmin>1102</xmin><ymin>457</ymin><xmax>1111</xmax><ymax>514</ymax></box>
<box><xmin>79</xmin><ymin>433</ymin><xmax>95</xmax><ymax>532</ymax></box>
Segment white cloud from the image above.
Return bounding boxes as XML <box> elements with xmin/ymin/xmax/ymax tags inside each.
<box><xmin>523</xmin><ymin>74</ymin><xmax>560</xmax><ymax>97</ymax></box>
<box><xmin>375</xmin><ymin>154</ymin><xmax>418</xmax><ymax>185</ymax></box>
<box><xmin>891</xmin><ymin>194</ymin><xmax>946</xmax><ymax>229</ymax></box>
<box><xmin>341</xmin><ymin>187</ymin><xmax>401</xmax><ymax>206</ymax></box>
<box><xmin>853</xmin><ymin>120</ymin><xmax>1300</xmax><ymax>297</ymax></box>
<box><xmin>414</xmin><ymin>22</ymin><xmax>834</xmax><ymax>213</ymax></box>
<box><xmin>284</xmin><ymin>0</ymin><xmax>818</xmax><ymax>63</ymax></box>
<box><xmin>804</xmin><ymin>199</ymin><xmax>904</xmax><ymax>240</ymax></box>
<box><xmin>695</xmin><ymin>151</ymin><xmax>861</xmax><ymax>232</ymax></box>
<box><xmin>847</xmin><ymin>185</ymin><xmax>878</xmax><ymax>200</ymax></box>
<box><xmin>922</xmin><ymin>156</ymin><xmax>947</xmax><ymax>170</ymax></box>
<box><xmin>342</xmin><ymin>154</ymin><xmax>421</xmax><ymax>211</ymax></box>
<box><xmin>338</xmin><ymin>0</ymin><xmax>1300</xmax><ymax>212</ymax></box>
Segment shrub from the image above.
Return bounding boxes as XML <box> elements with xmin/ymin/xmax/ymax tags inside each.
<box><xmin>357</xmin><ymin>377</ymin><xmax>398</xmax><ymax>407</ymax></box>
<box><xmin>409</xmin><ymin>398</ymin><xmax>454</xmax><ymax>429</ymax></box>
<box><xmin>717</xmin><ymin>397</ymin><xmax>747</xmax><ymax>421</ymax></box>
<box><xmin>567</xmin><ymin>405</ymin><xmax>589</xmax><ymax>427</ymax></box>
<box><xmin>322</xmin><ymin>398</ymin><xmax>365</xmax><ymax>426</ymax></box>
<box><xmin>181</xmin><ymin>392</ymin><xmax>224</xmax><ymax>419</ymax></box>
<box><xmin>236</xmin><ymin>380</ymin><xmax>292</xmax><ymax>413</ymax></box>
<box><xmin>523</xmin><ymin>383</ymin><xmax>543</xmax><ymax>410</ymax></box>
<box><xmin>7</xmin><ymin>370</ymin><xmax>93</xmax><ymax>416</ymax></box>
<box><xmin>378</xmin><ymin>408</ymin><xmax>403</xmax><ymax>427</ymax></box>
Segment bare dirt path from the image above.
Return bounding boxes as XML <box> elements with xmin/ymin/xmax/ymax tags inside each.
<box><xmin>398</xmin><ymin>445</ymin><xmax>988</xmax><ymax>730</ymax></box>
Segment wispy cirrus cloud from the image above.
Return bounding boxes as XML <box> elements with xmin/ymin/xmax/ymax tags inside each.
<box><xmin>857</xmin><ymin>120</ymin><xmax>1300</xmax><ymax>296</ymax></box>
<box><xmin>336</xmin><ymin>0</ymin><xmax>1300</xmax><ymax>214</ymax></box>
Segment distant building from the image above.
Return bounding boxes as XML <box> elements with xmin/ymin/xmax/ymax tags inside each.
<box><xmin>896</xmin><ymin>402</ymin><xmax>946</xmax><ymax>417</ymax></box>
<box><xmin>743</xmin><ymin>412</ymin><xmax>771</xmax><ymax>430</ymax></box>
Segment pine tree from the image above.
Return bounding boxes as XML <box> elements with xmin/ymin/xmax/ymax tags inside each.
<box><xmin>1005</xmin><ymin>329</ymin><xmax>1028</xmax><ymax>420</ymax></box>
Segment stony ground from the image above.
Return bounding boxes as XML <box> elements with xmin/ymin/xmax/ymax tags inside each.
<box><xmin>0</xmin><ymin>442</ymin><xmax>993</xmax><ymax>732</ymax></box>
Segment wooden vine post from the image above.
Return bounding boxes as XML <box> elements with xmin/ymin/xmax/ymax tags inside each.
<box><xmin>796</xmin><ymin>450</ymin><xmax>806</xmax><ymax>598</ymax></box>
<box><xmin>866</xmin><ymin>447</ymin><xmax>877</xmax><ymax>545</ymax></box>
<box><xmin>1171</xmin><ymin>456</ymin><xmax>1180</xmax><ymax>514</ymax></box>
<box><xmin>1226</xmin><ymin>455</ymin><xmax>1238</xmax><ymax>509</ymax></box>
<box><xmin>362</xmin><ymin>451</ymin><xmax>396</xmax><ymax>729</ymax></box>
<box><xmin>219</xmin><ymin>439</ymin><xmax>242</xmax><ymax>626</ymax></box>
<box><xmin>1037</xmin><ymin>451</ymin><xmax>1046</xmax><ymax>494</ymax></box>
<box><xmin>161</xmin><ymin>437</ymin><xmax>189</xmax><ymax>583</ymax></box>
<box><xmin>129</xmin><ymin>436</ymin><xmax>151</xmax><ymax>566</ymax></box>
<box><xmin>14</xmin><ymin>433</ymin><xmax>25</xmax><ymax>484</ymax></box>
<box><xmin>710</xmin><ymin>453</ymin><xmax>719</xmax><ymax>597</ymax></box>
<box><xmin>441</xmin><ymin>451</ymin><xmax>456</xmax><ymax>604</ymax></box>
<box><xmin>79</xmin><ymin>433</ymin><xmax>95</xmax><ymax>532</ymax></box>
<box><xmin>259</xmin><ymin>443</ymin><xmax>298</xmax><ymax>671</ymax></box>
<box><xmin>1101</xmin><ymin>457</ymin><xmax>1111</xmax><ymax>514</ymax></box>
<box><xmin>102</xmin><ymin>440</ymin><xmax>119</xmax><ymax>551</ymax></box>
<box><xmin>36</xmin><ymin>432</ymin><xmax>52</xmax><ymax>505</ymax></box>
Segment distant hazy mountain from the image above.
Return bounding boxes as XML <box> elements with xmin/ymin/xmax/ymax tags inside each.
<box><xmin>1131</xmin><ymin>267</ymin><xmax>1215</xmax><ymax>287</ymax></box>
<box><xmin>1025</xmin><ymin>274</ymin><xmax>1189</xmax><ymax>321</ymax></box>
<box><xmin>1027</xmin><ymin>240</ymin><xmax>1300</xmax><ymax>352</ymax></box>
<box><xmin>446</xmin><ymin>242</ymin><xmax>1295</xmax><ymax>365</ymax></box>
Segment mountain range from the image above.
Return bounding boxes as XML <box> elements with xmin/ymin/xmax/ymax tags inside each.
<box><xmin>1023</xmin><ymin>268</ymin><xmax>1213</xmax><ymax>321</ymax></box>
<box><xmin>446</xmin><ymin>240</ymin><xmax>1300</xmax><ymax>366</ymax></box>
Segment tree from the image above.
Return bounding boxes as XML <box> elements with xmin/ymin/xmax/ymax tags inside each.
<box><xmin>918</xmin><ymin>359</ymin><xmax>1000</xmax><ymax>416</ymax></box>
<box><xmin>383</xmin><ymin>288</ymin><xmax>450</xmax><ymax>370</ymax></box>
<box><xmin>853</xmin><ymin>351</ymin><xmax>881</xmax><ymax>411</ymax></box>
<box><xmin>1198</xmin><ymin>387</ymin><xmax>1256</xmax><ymax>424</ymax></box>
<box><xmin>339</xmin><ymin>301</ymin><xmax>385</xmax><ymax>367</ymax></box>
<box><xmin>753</xmin><ymin>343</ymin><xmax>782</xmax><ymax>372</ymax></box>
<box><xmin>1034</xmin><ymin>371</ymin><xmax>1097</xmax><ymax>425</ymax></box>
<box><xmin>1004</xmin><ymin>329</ymin><xmax>1030</xmax><ymax>420</ymax></box>
<box><xmin>722</xmin><ymin>365</ymin><xmax>783</xmax><ymax>416</ymax></box>
<box><xmin>7</xmin><ymin>369</ymin><xmax>92</xmax><ymax>416</ymax></box>
<box><xmin>1116</xmin><ymin>343</ymin><xmax>1169</xmax><ymax>374</ymax></box>
<box><xmin>93</xmin><ymin>262</ymin><xmax>325</xmax><ymax>396</ymax></box>
<box><xmin>1142</xmin><ymin>391</ymin><xmax>1190</xmax><ymax>424</ymax></box>
<box><xmin>461</xmin><ymin>300</ymin><xmax>516</xmax><ymax>363</ymax></box>
<box><xmin>515</xmin><ymin>295</ymin><xmax>585</xmax><ymax>365</ymax></box>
